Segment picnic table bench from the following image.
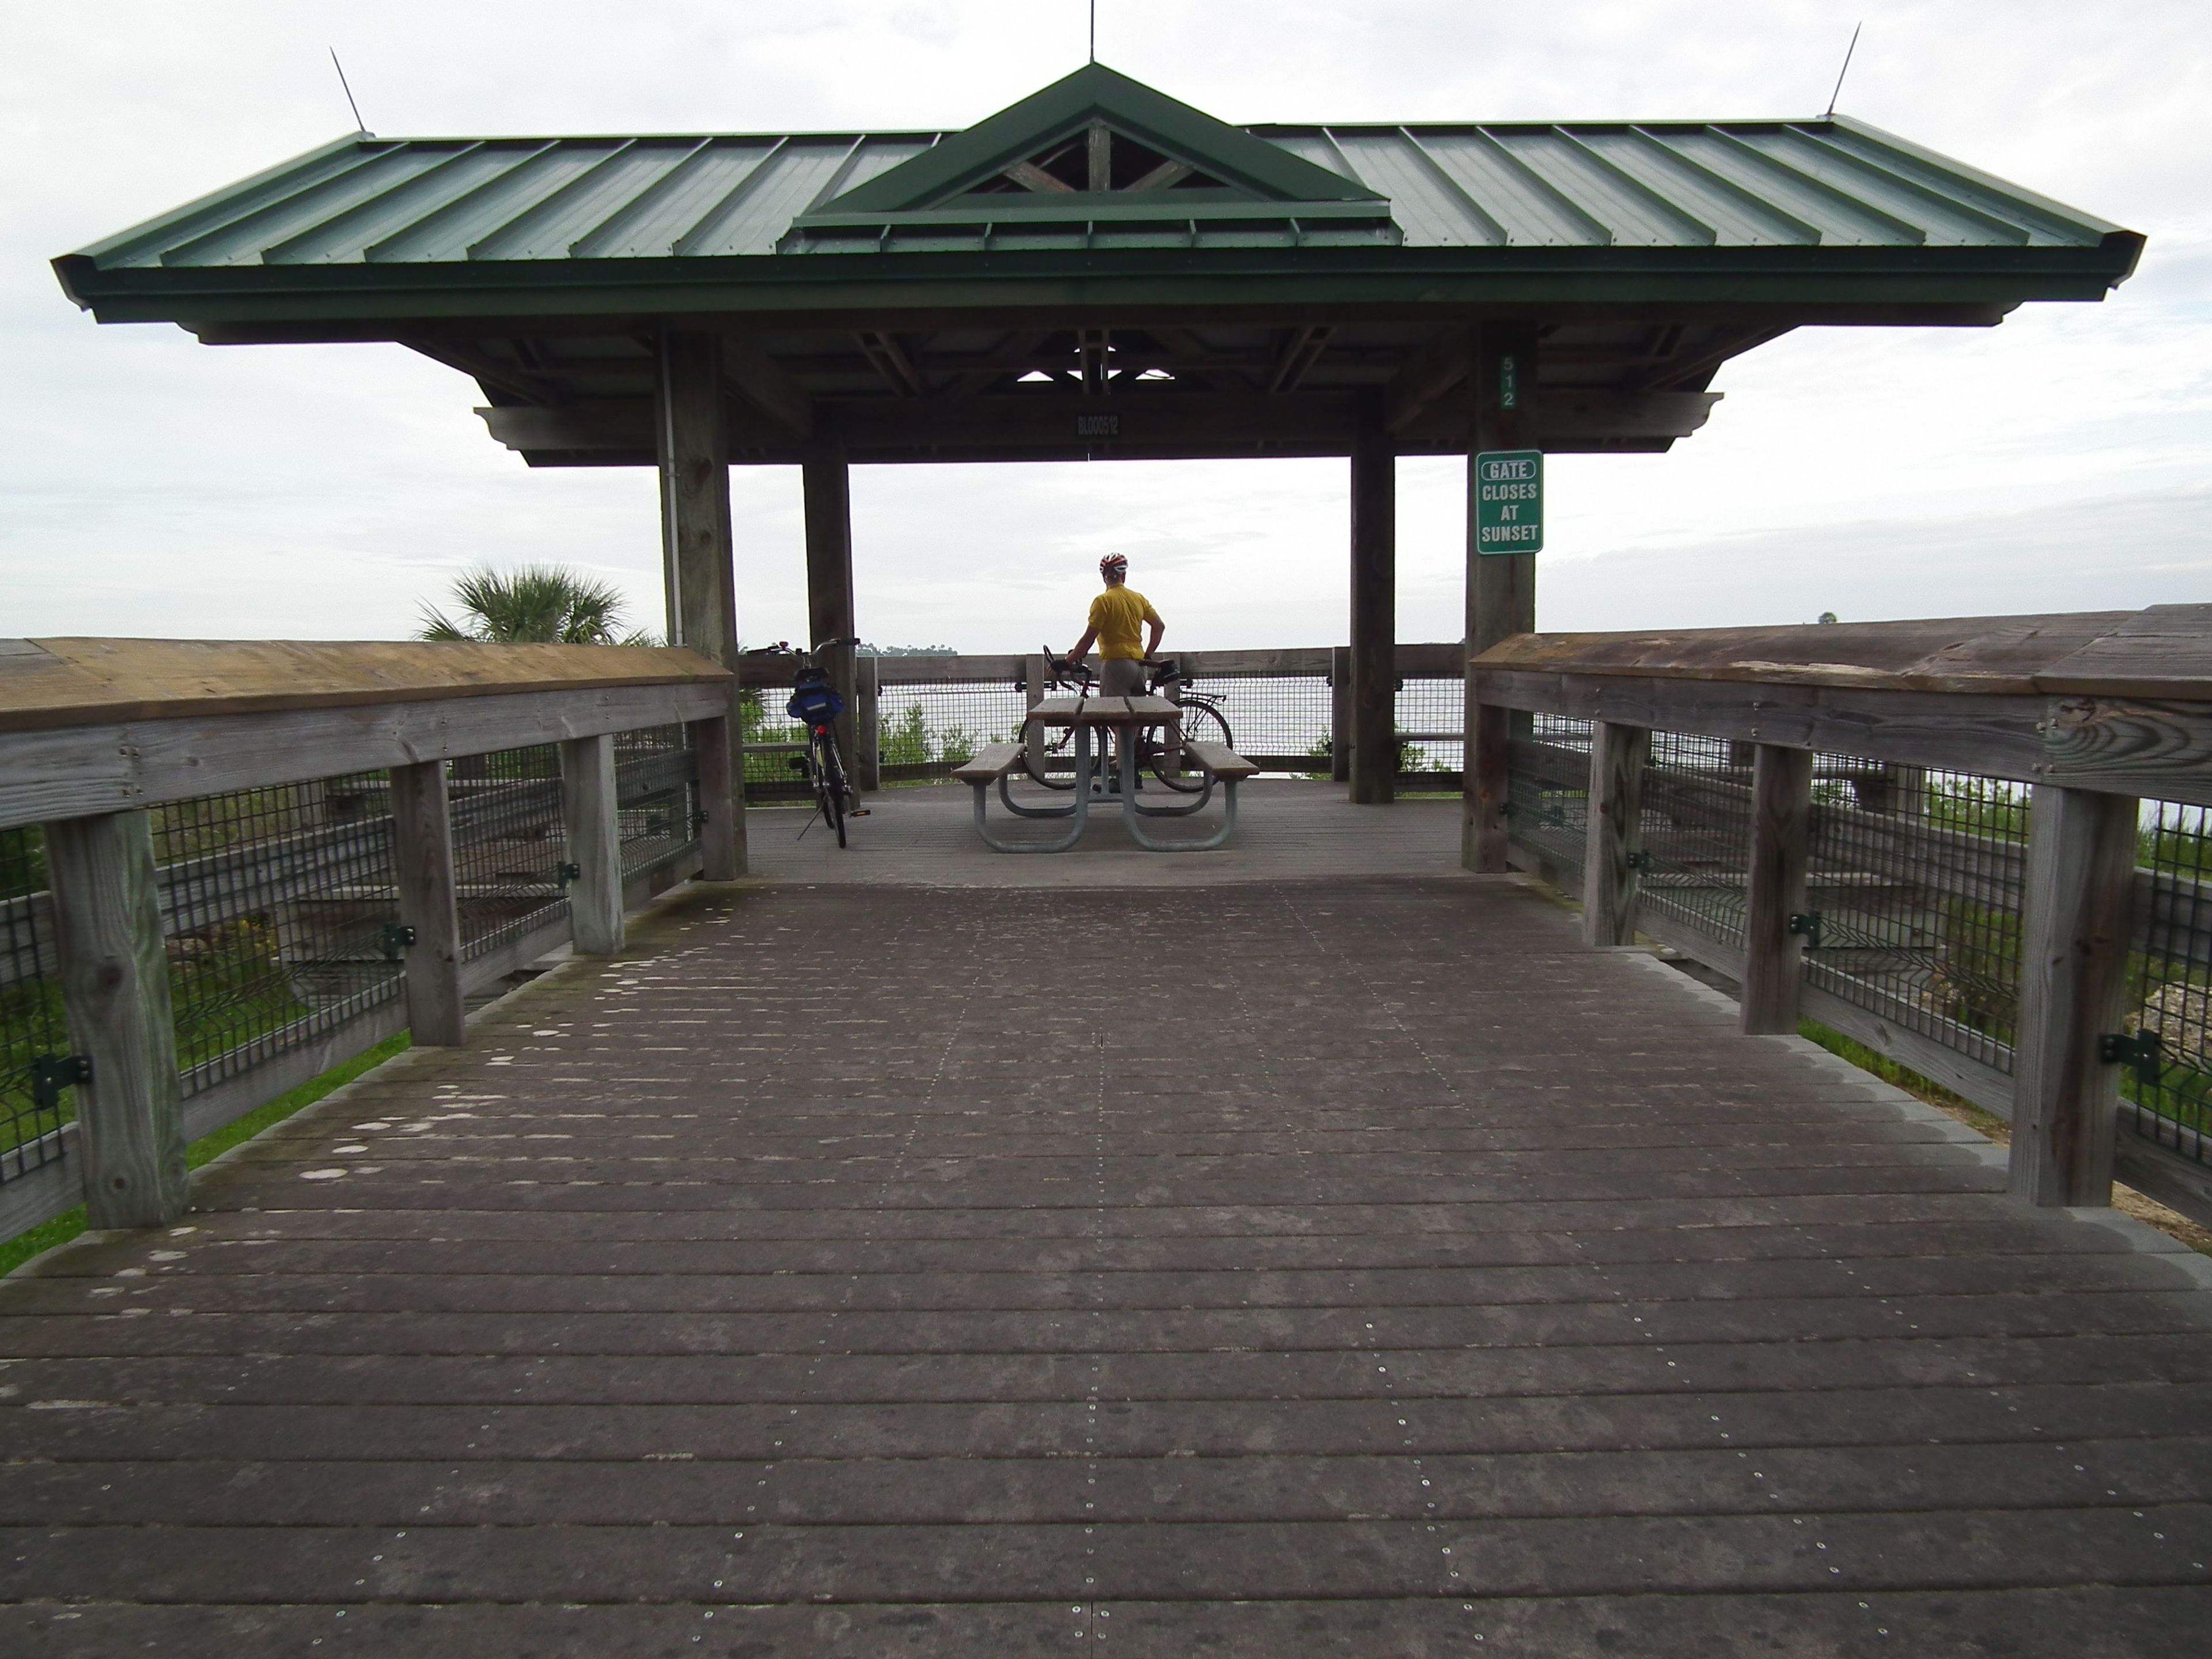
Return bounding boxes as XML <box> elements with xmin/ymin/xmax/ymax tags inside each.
<box><xmin>957</xmin><ymin>697</ymin><xmax>1256</xmax><ymax>853</ymax></box>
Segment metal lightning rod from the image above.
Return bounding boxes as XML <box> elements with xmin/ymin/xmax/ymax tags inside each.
<box><xmin>329</xmin><ymin>48</ymin><xmax>367</xmax><ymax>133</ymax></box>
<box><xmin>1825</xmin><ymin>22</ymin><xmax>1862</xmax><ymax>119</ymax></box>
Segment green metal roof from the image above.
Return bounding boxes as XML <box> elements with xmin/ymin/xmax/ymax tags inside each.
<box><xmin>54</xmin><ymin>64</ymin><xmax>2140</xmax><ymax>326</ymax></box>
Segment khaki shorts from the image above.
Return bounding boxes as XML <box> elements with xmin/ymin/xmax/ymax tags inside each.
<box><xmin>1100</xmin><ymin>658</ymin><xmax>1146</xmax><ymax>696</ymax></box>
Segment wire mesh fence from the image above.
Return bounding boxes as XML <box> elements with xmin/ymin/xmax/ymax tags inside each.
<box><xmin>614</xmin><ymin>725</ymin><xmax>701</xmax><ymax>879</ymax></box>
<box><xmin>1803</xmin><ymin>765</ymin><xmax>2025</xmax><ymax>1074</ymax></box>
<box><xmin>2128</xmin><ymin>802</ymin><xmax>2212</xmax><ymax>1162</ymax></box>
<box><xmin>878</xmin><ymin>681</ymin><xmax>1027</xmax><ymax>778</ymax></box>
<box><xmin>1</xmin><ymin>827</ymin><xmax>69</xmax><ymax>1183</ymax></box>
<box><xmin>1635</xmin><ymin>734</ymin><xmax>1757</xmax><ymax>952</ymax></box>
<box><xmin>1506</xmin><ymin>717</ymin><xmax>1593</xmax><ymax>877</ymax></box>
<box><xmin>450</xmin><ymin>747</ymin><xmax>568</xmax><ymax>961</ymax></box>
<box><xmin>150</xmin><ymin>777</ymin><xmax>404</xmax><ymax>1100</ymax></box>
<box><xmin>1504</xmin><ymin>724</ymin><xmax>2212</xmax><ymax>1164</ymax></box>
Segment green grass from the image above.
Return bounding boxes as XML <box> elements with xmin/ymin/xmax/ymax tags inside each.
<box><xmin>1795</xmin><ymin>1018</ymin><xmax>2009</xmax><ymax>1136</ymax></box>
<box><xmin>0</xmin><ymin>1030</ymin><xmax>411</xmax><ymax>1279</ymax></box>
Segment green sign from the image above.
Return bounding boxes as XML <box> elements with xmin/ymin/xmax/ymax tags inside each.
<box><xmin>1475</xmin><ymin>449</ymin><xmax>1543</xmax><ymax>555</ymax></box>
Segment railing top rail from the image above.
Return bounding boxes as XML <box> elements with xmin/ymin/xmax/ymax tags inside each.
<box><xmin>1</xmin><ymin>638</ymin><xmax>730</xmax><ymax>736</ymax></box>
<box><xmin>1472</xmin><ymin>605</ymin><xmax>2212</xmax><ymax>701</ymax></box>
<box><xmin>736</xmin><ymin>642</ymin><xmax>1463</xmax><ymax>688</ymax></box>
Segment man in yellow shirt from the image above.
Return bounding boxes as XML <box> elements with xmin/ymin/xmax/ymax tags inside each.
<box><xmin>1067</xmin><ymin>554</ymin><xmax>1164</xmax><ymax>696</ymax></box>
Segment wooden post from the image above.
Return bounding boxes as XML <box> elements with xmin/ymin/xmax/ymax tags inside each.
<box><xmin>1329</xmin><ymin>645</ymin><xmax>1351</xmax><ymax>784</ymax></box>
<box><xmin>658</xmin><ymin>328</ymin><xmax>748</xmax><ymax>878</ymax></box>
<box><xmin>560</xmin><ymin>734</ymin><xmax>623</xmax><ymax>956</ymax></box>
<box><xmin>43</xmin><ymin>810</ymin><xmax>188</xmax><ymax>1229</ymax></box>
<box><xmin>1463</xmin><ymin>322</ymin><xmax>1539</xmax><ymax>868</ymax></box>
<box><xmin>1025</xmin><ymin>653</ymin><xmax>1049</xmax><ymax>782</ymax></box>
<box><xmin>1468</xmin><ymin>700</ymin><xmax>1511</xmax><ymax>873</ymax></box>
<box><xmin>389</xmin><ymin>760</ymin><xmax>465</xmax><ymax>1047</ymax></box>
<box><xmin>802</xmin><ymin>433</ymin><xmax>860</xmax><ymax>779</ymax></box>
<box><xmin>1581</xmin><ymin>722</ymin><xmax>1652</xmax><ymax>947</ymax></box>
<box><xmin>2009</xmin><ymin>785</ymin><xmax>2139</xmax><ymax>1208</ymax></box>
<box><xmin>855</xmin><ymin>653</ymin><xmax>881</xmax><ymax>792</ymax></box>
<box><xmin>694</xmin><ymin>714</ymin><xmax>740</xmax><ymax>880</ymax></box>
<box><xmin>1349</xmin><ymin>402</ymin><xmax>1396</xmax><ymax>805</ymax></box>
<box><xmin>1740</xmin><ymin>744</ymin><xmax>1815</xmax><ymax>1035</ymax></box>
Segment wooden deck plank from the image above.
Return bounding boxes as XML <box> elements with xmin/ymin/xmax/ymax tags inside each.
<box><xmin>4</xmin><ymin>873</ymin><xmax>2209</xmax><ymax>1646</ymax></box>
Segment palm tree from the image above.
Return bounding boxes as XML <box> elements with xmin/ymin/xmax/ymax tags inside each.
<box><xmin>418</xmin><ymin>565</ymin><xmax>657</xmax><ymax>646</ymax></box>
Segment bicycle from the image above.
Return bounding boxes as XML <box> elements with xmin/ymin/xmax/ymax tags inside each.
<box><xmin>748</xmin><ymin>639</ymin><xmax>869</xmax><ymax>846</ymax></box>
<box><xmin>1025</xmin><ymin>649</ymin><xmax>1234</xmax><ymax>794</ymax></box>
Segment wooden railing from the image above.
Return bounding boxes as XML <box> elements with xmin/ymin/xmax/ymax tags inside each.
<box><xmin>1470</xmin><ymin>607</ymin><xmax>2212</xmax><ymax>1231</ymax></box>
<box><xmin>738</xmin><ymin>643</ymin><xmax>1466</xmax><ymax>787</ymax></box>
<box><xmin>0</xmin><ymin>639</ymin><xmax>735</xmax><ymax>1242</ymax></box>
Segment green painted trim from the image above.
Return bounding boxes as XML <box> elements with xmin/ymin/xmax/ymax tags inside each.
<box><xmin>820</xmin><ymin>62</ymin><xmax>1377</xmax><ymax>213</ymax></box>
<box><xmin>795</xmin><ymin>197</ymin><xmax>1393</xmax><ymax>230</ymax></box>
<box><xmin>56</xmin><ymin>236</ymin><xmax>2140</xmax><ymax>328</ymax></box>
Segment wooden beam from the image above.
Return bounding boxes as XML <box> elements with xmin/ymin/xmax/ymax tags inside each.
<box><xmin>692</xmin><ymin>713</ymin><xmax>740</xmax><ymax>880</ymax></box>
<box><xmin>1740</xmin><ymin>744</ymin><xmax>1814</xmax><ymax>1035</ymax></box>
<box><xmin>1268</xmin><ymin>325</ymin><xmax>1334</xmax><ymax>395</ymax></box>
<box><xmin>1004</xmin><ymin>160</ymin><xmax>1075</xmax><ymax>194</ymax></box>
<box><xmin>719</xmin><ymin>334</ymin><xmax>815</xmax><ymax>437</ymax></box>
<box><xmin>1463</xmin><ymin>322</ymin><xmax>1539</xmax><ymax>870</ymax></box>
<box><xmin>2008</xmin><ymin>785</ymin><xmax>2139</xmax><ymax>1207</ymax></box>
<box><xmin>855</xmin><ymin>331</ymin><xmax>926</xmax><ymax>398</ymax></box>
<box><xmin>1349</xmin><ymin>403</ymin><xmax>1396</xmax><ymax>805</ymax></box>
<box><xmin>1088</xmin><ymin>123</ymin><xmax>1112</xmax><ymax>193</ymax></box>
<box><xmin>403</xmin><ymin>337</ymin><xmax>561</xmax><ymax>404</ymax></box>
<box><xmin>1330</xmin><ymin>646</ymin><xmax>1352</xmax><ymax>785</ymax></box>
<box><xmin>658</xmin><ymin>328</ymin><xmax>749</xmax><ymax>877</ymax></box>
<box><xmin>0</xmin><ymin>681</ymin><xmax>725</xmax><ymax>831</ymax></box>
<box><xmin>560</xmin><ymin>734</ymin><xmax>624</xmax><ymax>956</ymax></box>
<box><xmin>803</xmin><ymin>436</ymin><xmax>861</xmax><ymax>776</ymax></box>
<box><xmin>1128</xmin><ymin>159</ymin><xmax>1194</xmax><ymax>191</ymax></box>
<box><xmin>1382</xmin><ymin>325</ymin><xmax>1469</xmax><ymax>434</ymax></box>
<box><xmin>1581</xmin><ymin>722</ymin><xmax>1652</xmax><ymax>947</ymax></box>
<box><xmin>43</xmin><ymin>809</ymin><xmax>188</xmax><ymax>1229</ymax></box>
<box><xmin>1467</xmin><ymin>699</ymin><xmax>1512</xmax><ymax>872</ymax></box>
<box><xmin>388</xmin><ymin>760</ymin><xmax>465</xmax><ymax>1047</ymax></box>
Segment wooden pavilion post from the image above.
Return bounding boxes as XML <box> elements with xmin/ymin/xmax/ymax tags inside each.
<box><xmin>1463</xmin><ymin>323</ymin><xmax>1539</xmax><ymax>870</ymax></box>
<box><xmin>1348</xmin><ymin>399</ymin><xmax>1396</xmax><ymax>805</ymax></box>
<box><xmin>657</xmin><ymin>329</ymin><xmax>747</xmax><ymax>878</ymax></box>
<box><xmin>1739</xmin><ymin>744</ymin><xmax>1815</xmax><ymax>1035</ymax></box>
<box><xmin>2009</xmin><ymin>785</ymin><xmax>2140</xmax><ymax>1207</ymax></box>
<box><xmin>43</xmin><ymin>810</ymin><xmax>189</xmax><ymax>1228</ymax></box>
<box><xmin>803</xmin><ymin>430</ymin><xmax>861</xmax><ymax>786</ymax></box>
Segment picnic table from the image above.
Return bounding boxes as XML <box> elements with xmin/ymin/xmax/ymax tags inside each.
<box><xmin>952</xmin><ymin>695</ymin><xmax>1257</xmax><ymax>853</ymax></box>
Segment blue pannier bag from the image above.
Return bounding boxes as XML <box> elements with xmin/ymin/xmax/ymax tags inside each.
<box><xmin>786</xmin><ymin>672</ymin><xmax>844</xmax><ymax>724</ymax></box>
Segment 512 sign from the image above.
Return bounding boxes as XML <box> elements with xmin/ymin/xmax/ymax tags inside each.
<box><xmin>1474</xmin><ymin>450</ymin><xmax>1543</xmax><ymax>555</ymax></box>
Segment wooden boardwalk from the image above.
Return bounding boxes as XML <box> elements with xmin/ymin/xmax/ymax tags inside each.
<box><xmin>6</xmin><ymin>820</ymin><xmax>2212</xmax><ymax>1652</ymax></box>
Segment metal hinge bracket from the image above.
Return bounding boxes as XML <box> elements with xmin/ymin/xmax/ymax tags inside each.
<box><xmin>1787</xmin><ymin>912</ymin><xmax>1823</xmax><ymax>950</ymax></box>
<box><xmin>30</xmin><ymin>1054</ymin><xmax>93</xmax><ymax>1114</ymax></box>
<box><xmin>377</xmin><ymin>923</ymin><xmax>418</xmax><ymax>963</ymax></box>
<box><xmin>2101</xmin><ymin>1031</ymin><xmax>2164</xmax><ymax>1087</ymax></box>
<box><xmin>1624</xmin><ymin>850</ymin><xmax>1652</xmax><ymax>871</ymax></box>
<box><xmin>554</xmin><ymin>861</ymin><xmax>582</xmax><ymax>889</ymax></box>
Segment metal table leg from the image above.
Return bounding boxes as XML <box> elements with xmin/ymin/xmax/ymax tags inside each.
<box><xmin>974</xmin><ymin>726</ymin><xmax>1095</xmax><ymax>852</ymax></box>
<box><xmin>1117</xmin><ymin>744</ymin><xmax>1240</xmax><ymax>851</ymax></box>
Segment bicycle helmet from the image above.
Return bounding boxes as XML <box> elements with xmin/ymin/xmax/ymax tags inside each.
<box><xmin>1099</xmin><ymin>553</ymin><xmax>1128</xmax><ymax>579</ymax></box>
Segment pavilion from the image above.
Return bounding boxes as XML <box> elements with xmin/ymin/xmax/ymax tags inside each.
<box><xmin>54</xmin><ymin>62</ymin><xmax>2142</xmax><ymax>867</ymax></box>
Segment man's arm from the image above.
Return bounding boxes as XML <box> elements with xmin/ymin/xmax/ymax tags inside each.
<box><xmin>1067</xmin><ymin>625</ymin><xmax>1099</xmax><ymax>662</ymax></box>
<box><xmin>1145</xmin><ymin>616</ymin><xmax>1165</xmax><ymax>657</ymax></box>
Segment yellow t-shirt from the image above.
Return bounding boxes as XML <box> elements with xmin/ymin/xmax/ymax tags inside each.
<box><xmin>1088</xmin><ymin>586</ymin><xmax>1162</xmax><ymax>661</ymax></box>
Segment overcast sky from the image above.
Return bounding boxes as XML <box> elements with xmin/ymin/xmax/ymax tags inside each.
<box><xmin>3</xmin><ymin>1</ymin><xmax>2206</xmax><ymax>652</ymax></box>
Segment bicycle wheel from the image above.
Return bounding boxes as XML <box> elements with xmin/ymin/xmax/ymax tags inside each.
<box><xmin>809</xmin><ymin>731</ymin><xmax>846</xmax><ymax>847</ymax></box>
<box><xmin>1152</xmin><ymin>701</ymin><xmax>1231</xmax><ymax>792</ymax></box>
<box><xmin>823</xmin><ymin>736</ymin><xmax>852</xmax><ymax>847</ymax></box>
<box><xmin>1021</xmin><ymin>729</ymin><xmax>1079</xmax><ymax>790</ymax></box>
